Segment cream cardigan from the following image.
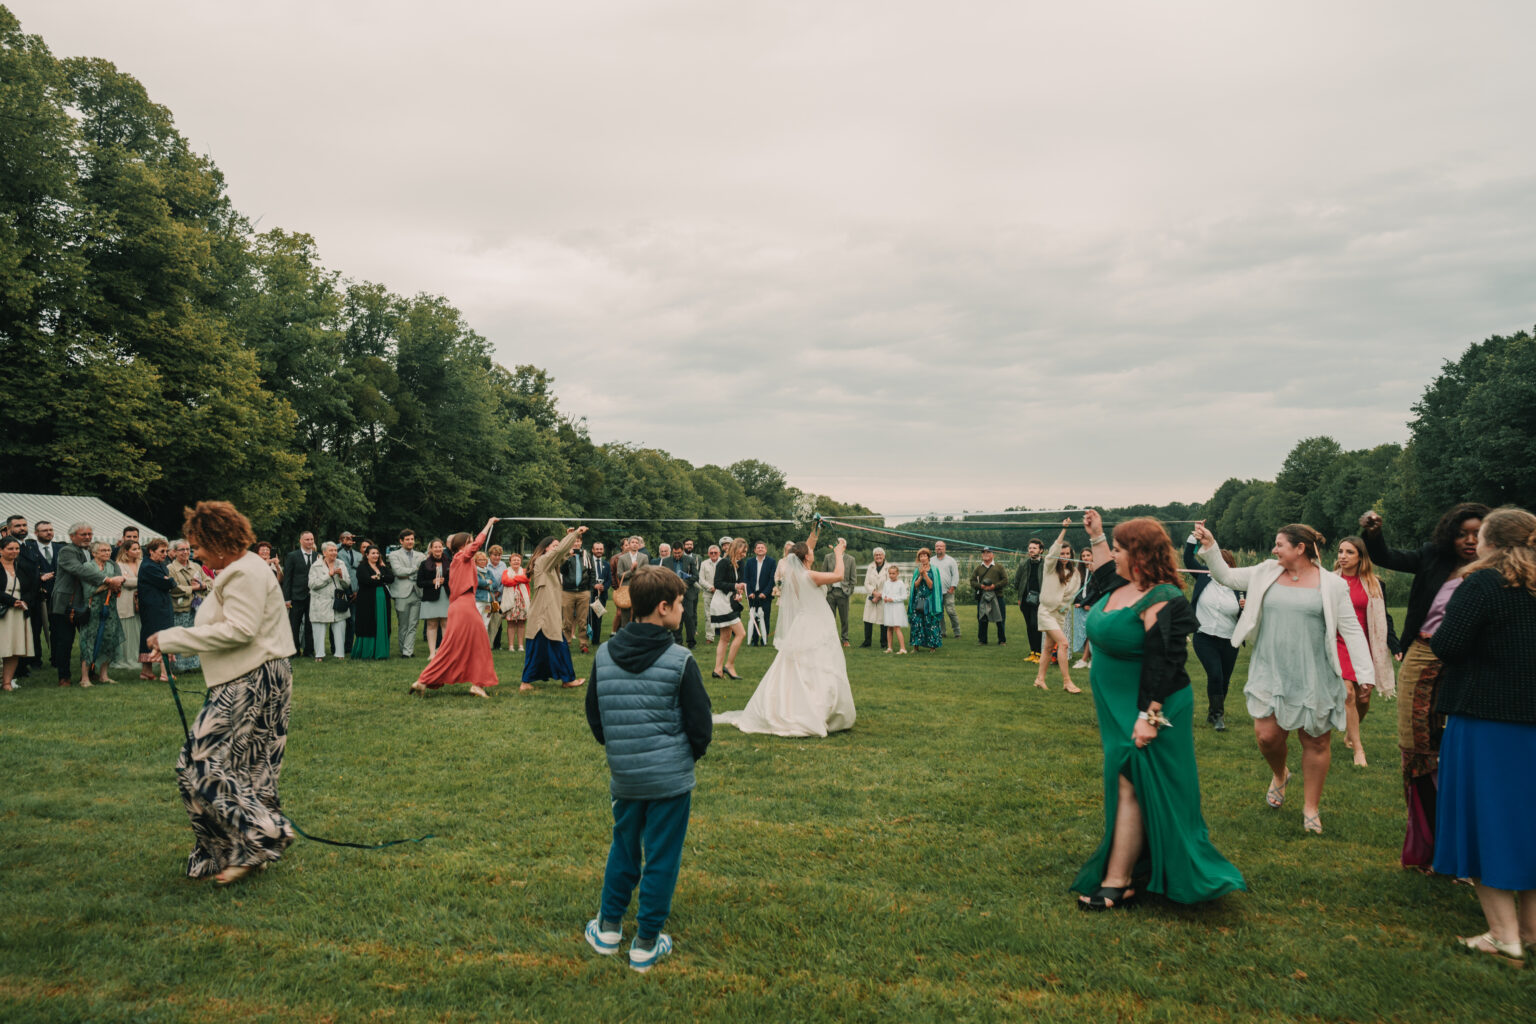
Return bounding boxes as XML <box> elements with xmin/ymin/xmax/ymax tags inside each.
<box><xmin>156</xmin><ymin>550</ymin><xmax>297</xmax><ymax>687</ymax></box>
<box><xmin>1197</xmin><ymin>542</ymin><xmax>1374</xmax><ymax>690</ymax></box>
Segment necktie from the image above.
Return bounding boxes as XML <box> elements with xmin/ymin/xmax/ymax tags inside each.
<box><xmin>574</xmin><ymin>556</ymin><xmax>583</xmax><ymax>586</ymax></box>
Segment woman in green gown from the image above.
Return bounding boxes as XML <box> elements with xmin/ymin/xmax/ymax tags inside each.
<box><xmin>1072</xmin><ymin>511</ymin><xmax>1245</xmax><ymax>910</ymax></box>
<box><xmin>80</xmin><ymin>542</ymin><xmax>124</xmax><ymax>686</ymax></box>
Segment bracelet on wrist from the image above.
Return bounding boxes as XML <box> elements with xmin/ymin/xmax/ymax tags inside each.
<box><xmin>1089</xmin><ymin>533</ymin><xmax>1107</xmax><ymax>546</ymax></box>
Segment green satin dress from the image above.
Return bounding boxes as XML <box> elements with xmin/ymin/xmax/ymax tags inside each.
<box><xmin>1071</xmin><ymin>583</ymin><xmax>1245</xmax><ymax>903</ymax></box>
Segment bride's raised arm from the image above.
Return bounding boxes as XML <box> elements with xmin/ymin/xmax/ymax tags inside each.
<box><xmin>805</xmin><ymin>536</ymin><xmax>848</xmax><ymax>587</ymax></box>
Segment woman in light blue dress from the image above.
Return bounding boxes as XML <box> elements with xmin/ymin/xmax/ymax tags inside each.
<box><xmin>1195</xmin><ymin>522</ymin><xmax>1373</xmax><ymax>835</ymax></box>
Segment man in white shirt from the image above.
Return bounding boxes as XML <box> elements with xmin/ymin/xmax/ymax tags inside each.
<box><xmin>932</xmin><ymin>540</ymin><xmax>962</xmax><ymax>640</ymax></box>
<box><xmin>699</xmin><ymin>544</ymin><xmax>721</xmax><ymax>643</ymax></box>
<box><xmin>386</xmin><ymin>529</ymin><xmax>427</xmax><ymax>657</ymax></box>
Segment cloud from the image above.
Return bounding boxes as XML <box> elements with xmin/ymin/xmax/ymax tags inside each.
<box><xmin>13</xmin><ymin>0</ymin><xmax>1536</xmax><ymax>513</ymax></box>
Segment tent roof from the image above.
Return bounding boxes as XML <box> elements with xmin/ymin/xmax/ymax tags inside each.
<box><xmin>0</xmin><ymin>494</ymin><xmax>163</xmax><ymax>543</ymax></box>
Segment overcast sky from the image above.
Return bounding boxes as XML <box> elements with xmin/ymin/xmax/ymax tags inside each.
<box><xmin>15</xmin><ymin>1</ymin><xmax>1536</xmax><ymax>516</ymax></box>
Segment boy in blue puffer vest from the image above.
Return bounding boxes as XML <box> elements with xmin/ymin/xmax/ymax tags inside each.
<box><xmin>583</xmin><ymin>565</ymin><xmax>713</xmax><ymax>972</ymax></box>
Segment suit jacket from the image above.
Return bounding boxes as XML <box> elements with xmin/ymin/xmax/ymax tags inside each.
<box><xmin>591</xmin><ymin>555</ymin><xmax>613</xmax><ymax>595</ymax></box>
<box><xmin>614</xmin><ymin>551</ymin><xmax>649</xmax><ymax>584</ymax></box>
<box><xmin>660</xmin><ymin>555</ymin><xmax>696</xmax><ymax>588</ymax></box>
<box><xmin>282</xmin><ymin>548</ymin><xmax>320</xmax><ymax>602</ymax></box>
<box><xmin>386</xmin><ymin>547</ymin><xmax>426</xmax><ymax>601</ymax></box>
<box><xmin>823</xmin><ymin>551</ymin><xmax>856</xmax><ymax>596</ymax></box>
<box><xmin>51</xmin><ymin>543</ymin><xmax>109</xmax><ymax>615</ymax></box>
<box><xmin>744</xmin><ymin>556</ymin><xmax>776</xmax><ymax>598</ymax></box>
<box><xmin>20</xmin><ymin>538</ymin><xmax>59</xmax><ymax>602</ymax></box>
<box><xmin>137</xmin><ymin>558</ymin><xmax>176</xmax><ymax>636</ymax></box>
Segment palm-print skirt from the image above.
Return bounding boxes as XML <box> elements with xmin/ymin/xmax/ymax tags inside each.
<box><xmin>175</xmin><ymin>658</ymin><xmax>296</xmax><ymax>878</ymax></box>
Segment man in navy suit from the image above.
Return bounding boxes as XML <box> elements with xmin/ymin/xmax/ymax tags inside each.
<box><xmin>743</xmin><ymin>540</ymin><xmax>777</xmax><ymax>646</ymax></box>
<box><xmin>19</xmin><ymin>520</ymin><xmax>60</xmax><ymax>673</ymax></box>
<box><xmin>587</xmin><ymin>540</ymin><xmax>613</xmax><ymax>645</ymax></box>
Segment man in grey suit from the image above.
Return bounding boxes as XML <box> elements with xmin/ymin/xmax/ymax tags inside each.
<box><xmin>611</xmin><ymin>536</ymin><xmax>649</xmax><ymax>631</ymax></box>
<box><xmin>823</xmin><ymin>540</ymin><xmax>857</xmax><ymax>647</ymax></box>
<box><xmin>387</xmin><ymin>528</ymin><xmax>427</xmax><ymax>657</ymax></box>
<box><xmin>50</xmin><ymin>522</ymin><xmax>124</xmax><ymax>686</ymax></box>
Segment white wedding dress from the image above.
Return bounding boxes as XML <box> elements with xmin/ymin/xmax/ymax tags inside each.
<box><xmin>713</xmin><ymin>555</ymin><xmax>856</xmax><ymax>737</ymax></box>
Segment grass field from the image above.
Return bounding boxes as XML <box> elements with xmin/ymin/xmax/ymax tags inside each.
<box><xmin>2</xmin><ymin>599</ymin><xmax>1530</xmax><ymax>1022</ymax></box>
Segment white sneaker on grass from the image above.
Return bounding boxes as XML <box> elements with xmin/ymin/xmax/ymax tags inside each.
<box><xmin>628</xmin><ymin>933</ymin><xmax>673</xmax><ymax>972</ymax></box>
<box><xmin>1072</xmin><ymin>659</ymin><xmax>1088</xmax><ymax>669</ymax></box>
<box><xmin>584</xmin><ymin>918</ymin><xmax>621</xmax><ymax>956</ymax></box>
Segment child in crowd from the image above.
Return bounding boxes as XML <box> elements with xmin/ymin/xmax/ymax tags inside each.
<box><xmin>583</xmin><ymin>566</ymin><xmax>713</xmax><ymax>972</ymax></box>
<box><xmin>882</xmin><ymin>563</ymin><xmax>909</xmax><ymax>654</ymax></box>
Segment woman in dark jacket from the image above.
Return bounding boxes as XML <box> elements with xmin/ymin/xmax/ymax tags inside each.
<box><xmin>0</xmin><ymin>536</ymin><xmax>40</xmax><ymax>691</ymax></box>
<box><xmin>138</xmin><ymin>539</ymin><xmax>176</xmax><ymax>682</ymax></box>
<box><xmin>1360</xmin><ymin>502</ymin><xmax>1489</xmax><ymax>869</ymax></box>
<box><xmin>1428</xmin><ymin>507</ymin><xmax>1536</xmax><ymax>965</ymax></box>
<box><xmin>350</xmin><ymin>544</ymin><xmax>395</xmax><ymax>660</ymax></box>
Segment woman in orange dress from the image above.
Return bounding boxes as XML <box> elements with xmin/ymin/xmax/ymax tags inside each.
<box><xmin>411</xmin><ymin>516</ymin><xmax>500</xmax><ymax>698</ymax></box>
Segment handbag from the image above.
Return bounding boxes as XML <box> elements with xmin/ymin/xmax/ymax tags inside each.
<box><xmin>613</xmin><ymin>558</ymin><xmax>633</xmax><ymax>610</ymax></box>
<box><xmin>332</xmin><ymin>581</ymin><xmax>351</xmax><ymax>613</ymax></box>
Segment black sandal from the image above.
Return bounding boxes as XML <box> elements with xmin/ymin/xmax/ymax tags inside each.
<box><xmin>711</xmin><ymin>671</ymin><xmax>724</xmax><ymax>679</ymax></box>
<box><xmin>724</xmin><ymin>670</ymin><xmax>743</xmax><ymax>680</ymax></box>
<box><xmin>1078</xmin><ymin>886</ymin><xmax>1137</xmax><ymax>911</ymax></box>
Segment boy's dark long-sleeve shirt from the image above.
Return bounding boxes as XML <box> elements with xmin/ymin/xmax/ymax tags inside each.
<box><xmin>586</xmin><ymin>622</ymin><xmax>713</xmax><ymax>760</ymax></box>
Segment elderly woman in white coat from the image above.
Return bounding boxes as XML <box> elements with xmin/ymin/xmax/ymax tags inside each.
<box><xmin>1194</xmin><ymin>521</ymin><xmax>1373</xmax><ymax>835</ymax></box>
<box><xmin>307</xmin><ymin>542</ymin><xmax>352</xmax><ymax>661</ymax></box>
<box><xmin>861</xmin><ymin>547</ymin><xmax>889</xmax><ymax>648</ymax></box>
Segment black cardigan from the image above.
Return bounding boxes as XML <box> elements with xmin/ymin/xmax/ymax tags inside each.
<box><xmin>1085</xmin><ymin>562</ymin><xmax>1197</xmax><ymax>711</ymax></box>
<box><xmin>0</xmin><ymin>560</ymin><xmax>40</xmax><ymax>616</ymax></box>
<box><xmin>1430</xmin><ymin>569</ymin><xmax>1536</xmax><ymax>724</ymax></box>
<box><xmin>1362</xmin><ymin>529</ymin><xmax>1463</xmax><ymax>644</ymax></box>
<box><xmin>416</xmin><ymin>556</ymin><xmax>448</xmax><ymax>602</ymax></box>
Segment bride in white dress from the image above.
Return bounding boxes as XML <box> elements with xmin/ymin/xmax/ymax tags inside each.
<box><xmin>713</xmin><ymin>528</ymin><xmax>856</xmax><ymax>737</ymax></box>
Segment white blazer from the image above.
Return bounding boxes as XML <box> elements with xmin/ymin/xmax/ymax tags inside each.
<box><xmin>1197</xmin><ymin>542</ymin><xmax>1374</xmax><ymax>689</ymax></box>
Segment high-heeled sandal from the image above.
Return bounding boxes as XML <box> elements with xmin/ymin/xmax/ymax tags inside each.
<box><xmin>724</xmin><ymin>669</ymin><xmax>742</xmax><ymax>680</ymax></box>
<box><xmin>711</xmin><ymin>671</ymin><xmax>724</xmax><ymax>679</ymax></box>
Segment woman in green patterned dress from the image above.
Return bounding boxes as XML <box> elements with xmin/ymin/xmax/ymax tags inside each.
<box><xmin>908</xmin><ymin>548</ymin><xmax>944</xmax><ymax>651</ymax></box>
<box><xmin>79</xmin><ymin>541</ymin><xmax>124</xmax><ymax>686</ymax></box>
<box><xmin>1072</xmin><ymin>511</ymin><xmax>1245</xmax><ymax>910</ymax></box>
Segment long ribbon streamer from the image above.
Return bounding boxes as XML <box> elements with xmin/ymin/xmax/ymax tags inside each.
<box><xmin>164</xmin><ymin>660</ymin><xmax>435</xmax><ymax>852</ymax></box>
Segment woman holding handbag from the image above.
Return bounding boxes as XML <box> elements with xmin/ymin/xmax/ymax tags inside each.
<box><xmin>307</xmin><ymin>542</ymin><xmax>352</xmax><ymax>660</ymax></box>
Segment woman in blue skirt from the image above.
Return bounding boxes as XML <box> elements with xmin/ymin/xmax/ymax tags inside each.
<box><xmin>1430</xmin><ymin>506</ymin><xmax>1536</xmax><ymax>966</ymax></box>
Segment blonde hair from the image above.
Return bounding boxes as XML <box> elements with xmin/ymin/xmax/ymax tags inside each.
<box><xmin>727</xmin><ymin>538</ymin><xmax>748</xmax><ymax>562</ymax></box>
<box><xmin>1457</xmin><ymin>507</ymin><xmax>1536</xmax><ymax>594</ymax></box>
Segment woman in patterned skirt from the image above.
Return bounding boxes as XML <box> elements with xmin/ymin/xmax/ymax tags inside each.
<box><xmin>149</xmin><ymin>501</ymin><xmax>298</xmax><ymax>886</ymax></box>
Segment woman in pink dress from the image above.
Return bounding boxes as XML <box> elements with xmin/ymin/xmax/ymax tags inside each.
<box><xmin>411</xmin><ymin>516</ymin><xmax>500</xmax><ymax>698</ymax></box>
<box><xmin>1333</xmin><ymin>537</ymin><xmax>1398</xmax><ymax>767</ymax></box>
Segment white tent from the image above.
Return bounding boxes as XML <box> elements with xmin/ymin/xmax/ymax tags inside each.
<box><xmin>0</xmin><ymin>493</ymin><xmax>162</xmax><ymax>544</ymax></box>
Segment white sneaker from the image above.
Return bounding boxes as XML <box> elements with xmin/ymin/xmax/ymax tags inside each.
<box><xmin>628</xmin><ymin>933</ymin><xmax>673</xmax><ymax>972</ymax></box>
<box><xmin>584</xmin><ymin>918</ymin><xmax>621</xmax><ymax>955</ymax></box>
<box><xmin>1072</xmin><ymin>659</ymin><xmax>1088</xmax><ymax>669</ymax></box>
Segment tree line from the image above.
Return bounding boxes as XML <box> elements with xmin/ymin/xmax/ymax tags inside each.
<box><xmin>899</xmin><ymin>327</ymin><xmax>1536</xmax><ymax>557</ymax></box>
<box><xmin>3</xmin><ymin>8</ymin><xmax>1530</xmax><ymax>553</ymax></box>
<box><xmin>0</xmin><ymin>8</ymin><xmax>871</xmax><ymax>547</ymax></box>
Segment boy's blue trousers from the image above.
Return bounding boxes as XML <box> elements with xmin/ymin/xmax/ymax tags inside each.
<box><xmin>600</xmin><ymin>792</ymin><xmax>691</xmax><ymax>941</ymax></box>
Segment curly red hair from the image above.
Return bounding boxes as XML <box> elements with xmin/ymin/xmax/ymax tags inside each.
<box><xmin>182</xmin><ymin>501</ymin><xmax>255</xmax><ymax>558</ymax></box>
<box><xmin>1112</xmin><ymin>517</ymin><xmax>1182</xmax><ymax>588</ymax></box>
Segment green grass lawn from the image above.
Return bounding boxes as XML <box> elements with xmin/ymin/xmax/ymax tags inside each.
<box><xmin>2</xmin><ymin>601</ymin><xmax>1529</xmax><ymax>1022</ymax></box>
